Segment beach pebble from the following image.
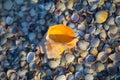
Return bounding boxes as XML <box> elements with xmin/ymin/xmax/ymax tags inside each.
<box><xmin>56</xmin><ymin>75</ymin><xmax>66</xmax><ymax>80</ymax></box>
<box><xmin>48</xmin><ymin>59</ymin><xmax>60</xmax><ymax>69</ymax></box>
<box><xmin>95</xmin><ymin>11</ymin><xmax>108</xmax><ymax>23</ymax></box>
<box><xmin>6</xmin><ymin>16</ymin><xmax>13</xmax><ymax>25</ymax></box>
<box><xmin>76</xmin><ymin>64</ymin><xmax>84</xmax><ymax>72</ymax></box>
<box><xmin>90</xmin><ymin>48</ymin><xmax>98</xmax><ymax>56</ymax></box>
<box><xmin>28</xmin><ymin>32</ymin><xmax>36</xmax><ymax>41</ymax></box>
<box><xmin>77</xmin><ymin>23</ymin><xmax>86</xmax><ymax>30</ymax></box>
<box><xmin>78</xmin><ymin>40</ymin><xmax>90</xmax><ymax>50</ymax></box>
<box><xmin>85</xmin><ymin>54</ymin><xmax>96</xmax><ymax>64</ymax></box>
<box><xmin>3</xmin><ymin>0</ymin><xmax>13</xmax><ymax>10</ymax></box>
<box><xmin>27</xmin><ymin>52</ymin><xmax>35</xmax><ymax>63</ymax></box>
<box><xmin>84</xmin><ymin>74</ymin><xmax>94</xmax><ymax>80</ymax></box>
<box><xmin>65</xmin><ymin>54</ymin><xmax>75</xmax><ymax>63</ymax></box>
<box><xmin>75</xmin><ymin>71</ymin><xmax>84</xmax><ymax>79</ymax></box>
<box><xmin>84</xmin><ymin>68</ymin><xmax>94</xmax><ymax>74</ymax></box>
<box><xmin>90</xmin><ymin>38</ymin><xmax>100</xmax><ymax>48</ymax></box>
<box><xmin>97</xmin><ymin>51</ymin><xmax>108</xmax><ymax>63</ymax></box>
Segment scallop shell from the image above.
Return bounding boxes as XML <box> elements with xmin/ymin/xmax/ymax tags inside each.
<box><xmin>95</xmin><ymin>11</ymin><xmax>108</xmax><ymax>23</ymax></box>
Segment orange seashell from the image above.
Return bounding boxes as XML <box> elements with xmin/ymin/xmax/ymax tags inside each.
<box><xmin>45</xmin><ymin>24</ymin><xmax>78</xmax><ymax>58</ymax></box>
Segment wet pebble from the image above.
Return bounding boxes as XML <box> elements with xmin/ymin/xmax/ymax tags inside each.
<box><xmin>56</xmin><ymin>75</ymin><xmax>66</xmax><ymax>80</ymax></box>
<box><xmin>84</xmin><ymin>74</ymin><xmax>94</xmax><ymax>80</ymax></box>
<box><xmin>65</xmin><ymin>54</ymin><xmax>75</xmax><ymax>63</ymax></box>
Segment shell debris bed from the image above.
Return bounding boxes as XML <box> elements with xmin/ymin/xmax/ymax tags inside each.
<box><xmin>0</xmin><ymin>0</ymin><xmax>120</xmax><ymax>80</ymax></box>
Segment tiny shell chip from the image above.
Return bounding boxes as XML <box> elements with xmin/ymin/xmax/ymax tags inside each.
<box><xmin>95</xmin><ymin>11</ymin><xmax>108</xmax><ymax>23</ymax></box>
<box><xmin>27</xmin><ymin>52</ymin><xmax>35</xmax><ymax>63</ymax></box>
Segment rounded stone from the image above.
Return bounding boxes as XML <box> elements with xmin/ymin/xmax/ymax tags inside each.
<box><xmin>85</xmin><ymin>54</ymin><xmax>96</xmax><ymax>64</ymax></box>
<box><xmin>78</xmin><ymin>40</ymin><xmax>90</xmax><ymax>50</ymax></box>
<box><xmin>115</xmin><ymin>16</ymin><xmax>120</xmax><ymax>25</ymax></box>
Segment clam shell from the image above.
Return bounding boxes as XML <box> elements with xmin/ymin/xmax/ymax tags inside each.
<box><xmin>85</xmin><ymin>54</ymin><xmax>96</xmax><ymax>64</ymax></box>
<box><xmin>109</xmin><ymin>53</ymin><xmax>120</xmax><ymax>62</ymax></box>
<box><xmin>56</xmin><ymin>75</ymin><xmax>66</xmax><ymax>80</ymax></box>
<box><xmin>3</xmin><ymin>0</ymin><xmax>13</xmax><ymax>10</ymax></box>
<box><xmin>90</xmin><ymin>38</ymin><xmax>100</xmax><ymax>48</ymax></box>
<box><xmin>115</xmin><ymin>16</ymin><xmax>120</xmax><ymax>25</ymax></box>
<box><xmin>97</xmin><ymin>51</ymin><xmax>108</xmax><ymax>63</ymax></box>
<box><xmin>65</xmin><ymin>54</ymin><xmax>75</xmax><ymax>63</ymax></box>
<box><xmin>84</xmin><ymin>74</ymin><xmax>94</xmax><ymax>80</ymax></box>
<box><xmin>95</xmin><ymin>11</ymin><xmax>108</xmax><ymax>23</ymax></box>
<box><xmin>27</xmin><ymin>52</ymin><xmax>35</xmax><ymax>63</ymax></box>
<box><xmin>48</xmin><ymin>59</ymin><xmax>60</xmax><ymax>69</ymax></box>
<box><xmin>78</xmin><ymin>40</ymin><xmax>90</xmax><ymax>50</ymax></box>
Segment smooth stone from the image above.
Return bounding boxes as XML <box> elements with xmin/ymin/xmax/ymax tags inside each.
<box><xmin>3</xmin><ymin>0</ymin><xmax>13</xmax><ymax>10</ymax></box>
<box><xmin>56</xmin><ymin>75</ymin><xmax>66</xmax><ymax>80</ymax></box>
<box><xmin>97</xmin><ymin>51</ymin><xmax>108</xmax><ymax>63</ymax></box>
<box><xmin>115</xmin><ymin>16</ymin><xmax>120</xmax><ymax>25</ymax></box>
<box><xmin>6</xmin><ymin>16</ymin><xmax>13</xmax><ymax>25</ymax></box>
<box><xmin>15</xmin><ymin>0</ymin><xmax>24</xmax><ymax>4</ymax></box>
<box><xmin>78</xmin><ymin>40</ymin><xmax>90</xmax><ymax>50</ymax></box>
<box><xmin>65</xmin><ymin>54</ymin><xmax>75</xmax><ymax>63</ymax></box>
<box><xmin>95</xmin><ymin>11</ymin><xmax>108</xmax><ymax>23</ymax></box>
<box><xmin>84</xmin><ymin>74</ymin><xmax>94</xmax><ymax>80</ymax></box>
<box><xmin>48</xmin><ymin>59</ymin><xmax>60</xmax><ymax>69</ymax></box>
<box><xmin>85</xmin><ymin>54</ymin><xmax>96</xmax><ymax>64</ymax></box>
<box><xmin>0</xmin><ymin>72</ymin><xmax>6</xmax><ymax>79</ymax></box>
<box><xmin>27</xmin><ymin>52</ymin><xmax>35</xmax><ymax>63</ymax></box>
<box><xmin>90</xmin><ymin>38</ymin><xmax>100</xmax><ymax>48</ymax></box>
<box><xmin>109</xmin><ymin>53</ymin><xmax>120</xmax><ymax>62</ymax></box>
<box><xmin>28</xmin><ymin>32</ymin><xmax>36</xmax><ymax>41</ymax></box>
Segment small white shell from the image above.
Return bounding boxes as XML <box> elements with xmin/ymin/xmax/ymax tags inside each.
<box><xmin>56</xmin><ymin>75</ymin><xmax>66</xmax><ymax>80</ymax></box>
<box><xmin>27</xmin><ymin>52</ymin><xmax>35</xmax><ymax>63</ymax></box>
<box><xmin>84</xmin><ymin>74</ymin><xmax>94</xmax><ymax>80</ymax></box>
<box><xmin>65</xmin><ymin>54</ymin><xmax>75</xmax><ymax>63</ymax></box>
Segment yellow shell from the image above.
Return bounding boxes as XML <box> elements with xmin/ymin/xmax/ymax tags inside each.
<box><xmin>95</xmin><ymin>11</ymin><xmax>108</xmax><ymax>23</ymax></box>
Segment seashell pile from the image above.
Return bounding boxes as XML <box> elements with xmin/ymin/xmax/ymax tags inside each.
<box><xmin>0</xmin><ymin>0</ymin><xmax>119</xmax><ymax>79</ymax></box>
